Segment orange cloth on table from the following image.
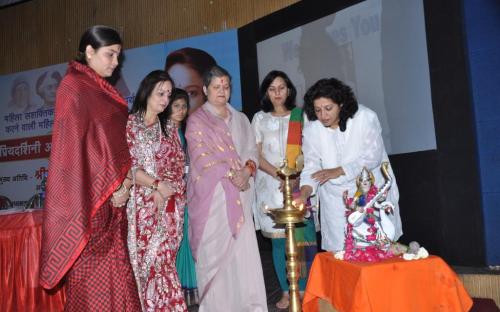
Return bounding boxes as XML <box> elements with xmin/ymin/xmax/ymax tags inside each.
<box><xmin>0</xmin><ymin>210</ymin><xmax>65</xmax><ymax>312</ymax></box>
<box><xmin>303</xmin><ymin>252</ymin><xmax>472</xmax><ymax>312</ymax></box>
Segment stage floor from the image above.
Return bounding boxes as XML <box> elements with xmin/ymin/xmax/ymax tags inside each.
<box><xmin>187</xmin><ymin>231</ymin><xmax>499</xmax><ymax>312</ymax></box>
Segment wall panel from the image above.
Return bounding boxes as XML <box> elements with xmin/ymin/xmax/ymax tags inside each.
<box><xmin>0</xmin><ymin>0</ymin><xmax>298</xmax><ymax>74</ymax></box>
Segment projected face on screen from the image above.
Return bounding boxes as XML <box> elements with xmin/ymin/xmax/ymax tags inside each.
<box><xmin>167</xmin><ymin>63</ymin><xmax>205</xmax><ymax>112</ymax></box>
<box><xmin>165</xmin><ymin>47</ymin><xmax>217</xmax><ymax>113</ymax></box>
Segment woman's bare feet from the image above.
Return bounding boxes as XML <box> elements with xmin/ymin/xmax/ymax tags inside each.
<box><xmin>276</xmin><ymin>292</ymin><xmax>289</xmax><ymax>310</ymax></box>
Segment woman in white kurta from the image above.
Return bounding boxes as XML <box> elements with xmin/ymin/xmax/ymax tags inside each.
<box><xmin>251</xmin><ymin>71</ymin><xmax>299</xmax><ymax>235</ymax></box>
<box><xmin>186</xmin><ymin>65</ymin><xmax>268</xmax><ymax>311</ymax></box>
<box><xmin>297</xmin><ymin>78</ymin><xmax>402</xmax><ymax>252</ymax></box>
<box><xmin>251</xmin><ymin>70</ymin><xmax>317</xmax><ymax>310</ymax></box>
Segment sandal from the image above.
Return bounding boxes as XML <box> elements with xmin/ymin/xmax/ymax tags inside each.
<box><xmin>276</xmin><ymin>292</ymin><xmax>289</xmax><ymax>310</ymax></box>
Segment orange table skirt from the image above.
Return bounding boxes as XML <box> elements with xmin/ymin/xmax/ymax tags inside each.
<box><xmin>0</xmin><ymin>210</ymin><xmax>65</xmax><ymax>312</ymax></box>
<box><xmin>303</xmin><ymin>252</ymin><xmax>473</xmax><ymax>312</ymax></box>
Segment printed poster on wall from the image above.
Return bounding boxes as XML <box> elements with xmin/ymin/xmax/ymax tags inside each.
<box><xmin>0</xmin><ymin>29</ymin><xmax>241</xmax><ymax>211</ymax></box>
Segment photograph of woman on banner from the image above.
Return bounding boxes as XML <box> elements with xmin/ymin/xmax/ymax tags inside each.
<box><xmin>165</xmin><ymin>47</ymin><xmax>217</xmax><ymax>113</ymax></box>
<box><xmin>126</xmin><ymin>71</ymin><xmax>187</xmax><ymax>311</ymax></box>
<box><xmin>251</xmin><ymin>70</ymin><xmax>317</xmax><ymax>310</ymax></box>
<box><xmin>0</xmin><ymin>195</ymin><xmax>13</xmax><ymax>210</ymax></box>
<box><xmin>35</xmin><ymin>70</ymin><xmax>62</xmax><ymax>108</ymax></box>
<box><xmin>168</xmin><ymin>88</ymin><xmax>200</xmax><ymax>306</ymax></box>
<box><xmin>186</xmin><ymin>65</ymin><xmax>268</xmax><ymax>311</ymax></box>
<box><xmin>8</xmin><ymin>76</ymin><xmax>38</xmax><ymax>113</ymax></box>
<box><xmin>39</xmin><ymin>25</ymin><xmax>141</xmax><ymax>311</ymax></box>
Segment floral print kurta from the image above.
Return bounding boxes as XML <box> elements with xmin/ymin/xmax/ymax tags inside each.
<box><xmin>126</xmin><ymin>114</ymin><xmax>187</xmax><ymax>312</ymax></box>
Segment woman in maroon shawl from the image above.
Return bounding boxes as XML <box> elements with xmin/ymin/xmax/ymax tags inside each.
<box><xmin>39</xmin><ymin>26</ymin><xmax>141</xmax><ymax>311</ymax></box>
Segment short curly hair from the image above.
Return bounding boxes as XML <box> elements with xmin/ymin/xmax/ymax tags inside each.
<box><xmin>303</xmin><ymin>78</ymin><xmax>358</xmax><ymax>132</ymax></box>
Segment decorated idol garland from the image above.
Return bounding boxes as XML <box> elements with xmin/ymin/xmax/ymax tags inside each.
<box><xmin>334</xmin><ymin>162</ymin><xmax>428</xmax><ymax>262</ymax></box>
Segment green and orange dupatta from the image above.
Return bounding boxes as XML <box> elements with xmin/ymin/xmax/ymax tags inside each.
<box><xmin>286</xmin><ymin>107</ymin><xmax>317</xmax><ymax>278</ymax></box>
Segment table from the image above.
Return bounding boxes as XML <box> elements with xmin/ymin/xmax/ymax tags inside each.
<box><xmin>0</xmin><ymin>210</ymin><xmax>65</xmax><ymax>312</ymax></box>
<box><xmin>302</xmin><ymin>252</ymin><xmax>473</xmax><ymax>312</ymax></box>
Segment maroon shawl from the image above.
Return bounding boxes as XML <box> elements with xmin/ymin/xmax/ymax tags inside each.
<box><xmin>39</xmin><ymin>61</ymin><xmax>131</xmax><ymax>289</ymax></box>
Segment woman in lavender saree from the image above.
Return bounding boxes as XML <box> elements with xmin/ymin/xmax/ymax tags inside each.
<box><xmin>185</xmin><ymin>65</ymin><xmax>268</xmax><ymax>311</ymax></box>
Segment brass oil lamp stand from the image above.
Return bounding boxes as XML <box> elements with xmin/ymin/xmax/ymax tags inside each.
<box><xmin>266</xmin><ymin>159</ymin><xmax>306</xmax><ymax>312</ymax></box>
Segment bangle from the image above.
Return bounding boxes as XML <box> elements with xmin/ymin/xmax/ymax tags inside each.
<box><xmin>150</xmin><ymin>179</ymin><xmax>160</xmax><ymax>191</ymax></box>
<box><xmin>114</xmin><ymin>183</ymin><xmax>128</xmax><ymax>197</ymax></box>
<box><xmin>115</xmin><ymin>182</ymin><xmax>125</xmax><ymax>192</ymax></box>
<box><xmin>245</xmin><ymin>160</ymin><xmax>257</xmax><ymax>177</ymax></box>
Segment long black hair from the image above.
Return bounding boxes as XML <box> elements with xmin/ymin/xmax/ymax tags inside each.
<box><xmin>259</xmin><ymin>70</ymin><xmax>297</xmax><ymax>112</ymax></box>
<box><xmin>130</xmin><ymin>70</ymin><xmax>174</xmax><ymax>137</ymax></box>
<box><xmin>76</xmin><ymin>25</ymin><xmax>122</xmax><ymax>65</ymax></box>
<box><xmin>165</xmin><ymin>88</ymin><xmax>190</xmax><ymax>135</ymax></box>
<box><xmin>303</xmin><ymin>78</ymin><xmax>358</xmax><ymax>131</ymax></box>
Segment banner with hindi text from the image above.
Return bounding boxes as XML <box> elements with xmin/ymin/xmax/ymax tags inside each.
<box><xmin>0</xmin><ymin>29</ymin><xmax>241</xmax><ymax>210</ymax></box>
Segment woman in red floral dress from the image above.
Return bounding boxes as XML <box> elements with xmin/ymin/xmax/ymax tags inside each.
<box><xmin>126</xmin><ymin>70</ymin><xmax>187</xmax><ymax>311</ymax></box>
